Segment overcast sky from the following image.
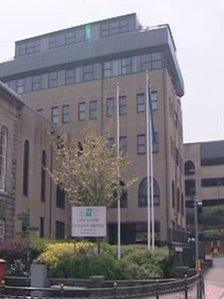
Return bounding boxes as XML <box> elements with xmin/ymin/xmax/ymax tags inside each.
<box><xmin>0</xmin><ymin>0</ymin><xmax>223</xmax><ymax>143</ymax></box>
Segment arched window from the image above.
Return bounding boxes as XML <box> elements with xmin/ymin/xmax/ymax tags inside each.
<box><xmin>41</xmin><ymin>150</ymin><xmax>46</xmax><ymax>202</ymax></box>
<box><xmin>138</xmin><ymin>177</ymin><xmax>160</xmax><ymax>207</ymax></box>
<box><xmin>23</xmin><ymin>140</ymin><xmax>29</xmax><ymax>196</ymax></box>
<box><xmin>172</xmin><ymin>181</ymin><xmax>175</xmax><ymax>208</ymax></box>
<box><xmin>0</xmin><ymin>127</ymin><xmax>8</xmax><ymax>191</ymax></box>
<box><xmin>184</xmin><ymin>160</ymin><xmax>195</xmax><ymax>175</ymax></box>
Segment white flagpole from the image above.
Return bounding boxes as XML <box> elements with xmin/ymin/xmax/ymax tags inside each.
<box><xmin>116</xmin><ymin>82</ymin><xmax>121</xmax><ymax>260</ymax></box>
<box><xmin>145</xmin><ymin>71</ymin><xmax>151</xmax><ymax>251</ymax></box>
<box><xmin>149</xmin><ymin>84</ymin><xmax>155</xmax><ymax>251</ymax></box>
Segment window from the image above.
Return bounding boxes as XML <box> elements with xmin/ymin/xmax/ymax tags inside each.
<box><xmin>55</xmin><ymin>221</ymin><xmax>65</xmax><ymax>239</ymax></box>
<box><xmin>62</xmin><ymin>105</ymin><xmax>69</xmax><ymax>123</ymax></box>
<box><xmin>108</xmin><ymin>138</ymin><xmax>115</xmax><ymax>148</ymax></box>
<box><xmin>177</xmin><ymin>188</ymin><xmax>180</xmax><ymax>213</ymax></box>
<box><xmin>83</xmin><ymin>65</ymin><xmax>94</xmax><ymax>81</ymax></box>
<box><xmin>121</xmin><ymin>58</ymin><xmax>131</xmax><ymax>74</ymax></box>
<box><xmin>201</xmin><ymin>178</ymin><xmax>224</xmax><ymax>187</ymax></box>
<box><xmin>137</xmin><ymin>134</ymin><xmax>146</xmax><ymax>154</ymax></box>
<box><xmin>181</xmin><ymin>193</ymin><xmax>184</xmax><ymax>216</ymax></box>
<box><xmin>141</xmin><ymin>53</ymin><xmax>152</xmax><ymax>71</ymax></box>
<box><xmin>120</xmin><ymin>136</ymin><xmax>127</xmax><ymax>154</ymax></box>
<box><xmin>48</xmin><ymin>72</ymin><xmax>58</xmax><ymax>88</ymax></box>
<box><xmin>138</xmin><ymin>177</ymin><xmax>160</xmax><ymax>207</ymax></box>
<box><xmin>65</xmin><ymin>69</ymin><xmax>76</xmax><ymax>85</ymax></box>
<box><xmin>49</xmin><ymin>34</ymin><xmax>65</xmax><ymax>49</ymax></box>
<box><xmin>100</xmin><ymin>19</ymin><xmax>130</xmax><ymax>37</ymax></box>
<box><xmin>172</xmin><ymin>181</ymin><xmax>175</xmax><ymax>208</ymax></box>
<box><xmin>185</xmin><ymin>179</ymin><xmax>196</xmax><ymax>196</ymax></box>
<box><xmin>41</xmin><ymin>151</ymin><xmax>46</xmax><ymax>202</ymax></box>
<box><xmin>184</xmin><ymin>160</ymin><xmax>195</xmax><ymax>175</ymax></box>
<box><xmin>40</xmin><ymin>217</ymin><xmax>44</xmax><ymax>238</ymax></box>
<box><xmin>65</xmin><ymin>31</ymin><xmax>76</xmax><ymax>45</ymax></box>
<box><xmin>153</xmin><ymin>132</ymin><xmax>159</xmax><ymax>153</ymax></box>
<box><xmin>104</xmin><ymin>61</ymin><xmax>112</xmax><ymax>77</ymax></box>
<box><xmin>110</xmin><ymin>180</ymin><xmax>128</xmax><ymax>208</ymax></box>
<box><xmin>32</xmin><ymin>75</ymin><xmax>41</xmax><ymax>91</ymax></box>
<box><xmin>51</xmin><ymin>107</ymin><xmax>59</xmax><ymax>124</ymax></box>
<box><xmin>137</xmin><ymin>93</ymin><xmax>145</xmax><ymax>113</ymax></box>
<box><xmin>56</xmin><ymin>185</ymin><xmax>65</xmax><ymax>208</ymax></box>
<box><xmin>0</xmin><ymin>128</ymin><xmax>7</xmax><ymax>191</ymax></box>
<box><xmin>119</xmin><ymin>96</ymin><xmax>126</xmax><ymax>115</ymax></box>
<box><xmin>16</xmin><ymin>79</ymin><xmax>25</xmax><ymax>94</ymax></box>
<box><xmin>0</xmin><ymin>219</ymin><xmax>5</xmax><ymax>239</ymax></box>
<box><xmin>151</xmin><ymin>91</ymin><xmax>158</xmax><ymax>111</ymax></box>
<box><xmin>23</xmin><ymin>140</ymin><xmax>29</xmax><ymax>196</ymax></box>
<box><xmin>78</xmin><ymin>102</ymin><xmax>86</xmax><ymax>121</ymax></box>
<box><xmin>106</xmin><ymin>98</ymin><xmax>114</xmax><ymax>117</ymax></box>
<box><xmin>89</xmin><ymin>100</ymin><xmax>97</xmax><ymax>119</ymax></box>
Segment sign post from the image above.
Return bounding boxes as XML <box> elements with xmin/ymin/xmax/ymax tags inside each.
<box><xmin>71</xmin><ymin>206</ymin><xmax>106</xmax><ymax>238</ymax></box>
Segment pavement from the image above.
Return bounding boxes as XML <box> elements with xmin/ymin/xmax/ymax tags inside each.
<box><xmin>204</xmin><ymin>257</ymin><xmax>224</xmax><ymax>298</ymax></box>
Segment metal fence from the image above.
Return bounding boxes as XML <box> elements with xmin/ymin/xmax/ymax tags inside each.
<box><xmin>0</xmin><ymin>272</ymin><xmax>205</xmax><ymax>298</ymax></box>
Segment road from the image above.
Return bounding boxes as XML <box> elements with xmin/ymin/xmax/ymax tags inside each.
<box><xmin>204</xmin><ymin>257</ymin><xmax>224</xmax><ymax>298</ymax></box>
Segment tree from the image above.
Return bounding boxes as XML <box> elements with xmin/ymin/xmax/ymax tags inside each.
<box><xmin>49</xmin><ymin>125</ymin><xmax>135</xmax><ymax>207</ymax></box>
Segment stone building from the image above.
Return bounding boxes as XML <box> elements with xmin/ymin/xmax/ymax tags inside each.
<box><xmin>0</xmin><ymin>13</ymin><xmax>185</xmax><ymax>245</ymax></box>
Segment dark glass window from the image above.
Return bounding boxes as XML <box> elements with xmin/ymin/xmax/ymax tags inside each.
<box><xmin>65</xmin><ymin>69</ymin><xmax>76</xmax><ymax>85</ymax></box>
<box><xmin>78</xmin><ymin>102</ymin><xmax>86</xmax><ymax>121</ymax></box>
<box><xmin>48</xmin><ymin>72</ymin><xmax>58</xmax><ymax>88</ymax></box>
<box><xmin>106</xmin><ymin>98</ymin><xmax>114</xmax><ymax>117</ymax></box>
<box><xmin>181</xmin><ymin>193</ymin><xmax>184</xmax><ymax>216</ymax></box>
<box><xmin>56</xmin><ymin>185</ymin><xmax>65</xmax><ymax>209</ymax></box>
<box><xmin>104</xmin><ymin>62</ymin><xmax>112</xmax><ymax>77</ymax></box>
<box><xmin>108</xmin><ymin>138</ymin><xmax>115</xmax><ymax>149</ymax></box>
<box><xmin>137</xmin><ymin>93</ymin><xmax>145</xmax><ymax>113</ymax></box>
<box><xmin>138</xmin><ymin>177</ymin><xmax>160</xmax><ymax>207</ymax></box>
<box><xmin>62</xmin><ymin>105</ymin><xmax>69</xmax><ymax>123</ymax></box>
<box><xmin>141</xmin><ymin>53</ymin><xmax>152</xmax><ymax>71</ymax></box>
<box><xmin>151</xmin><ymin>91</ymin><xmax>158</xmax><ymax>111</ymax></box>
<box><xmin>51</xmin><ymin>106</ymin><xmax>59</xmax><ymax>124</ymax></box>
<box><xmin>23</xmin><ymin>140</ymin><xmax>29</xmax><ymax>196</ymax></box>
<box><xmin>172</xmin><ymin>181</ymin><xmax>175</xmax><ymax>208</ymax></box>
<box><xmin>16</xmin><ymin>79</ymin><xmax>25</xmax><ymax>94</ymax></box>
<box><xmin>137</xmin><ymin>134</ymin><xmax>146</xmax><ymax>154</ymax></box>
<box><xmin>201</xmin><ymin>177</ymin><xmax>224</xmax><ymax>187</ymax></box>
<box><xmin>40</xmin><ymin>217</ymin><xmax>44</xmax><ymax>238</ymax></box>
<box><xmin>119</xmin><ymin>96</ymin><xmax>126</xmax><ymax>115</ymax></box>
<box><xmin>184</xmin><ymin>160</ymin><xmax>195</xmax><ymax>175</ymax></box>
<box><xmin>32</xmin><ymin>75</ymin><xmax>41</xmax><ymax>91</ymax></box>
<box><xmin>55</xmin><ymin>221</ymin><xmax>65</xmax><ymax>239</ymax></box>
<box><xmin>185</xmin><ymin>179</ymin><xmax>196</xmax><ymax>196</ymax></box>
<box><xmin>177</xmin><ymin>188</ymin><xmax>180</xmax><ymax>213</ymax></box>
<box><xmin>110</xmin><ymin>180</ymin><xmax>128</xmax><ymax>208</ymax></box>
<box><xmin>41</xmin><ymin>150</ymin><xmax>46</xmax><ymax>202</ymax></box>
<box><xmin>120</xmin><ymin>136</ymin><xmax>127</xmax><ymax>154</ymax></box>
<box><xmin>83</xmin><ymin>65</ymin><xmax>94</xmax><ymax>81</ymax></box>
<box><xmin>0</xmin><ymin>127</ymin><xmax>7</xmax><ymax>191</ymax></box>
<box><xmin>153</xmin><ymin>132</ymin><xmax>159</xmax><ymax>153</ymax></box>
<box><xmin>89</xmin><ymin>100</ymin><xmax>97</xmax><ymax>119</ymax></box>
<box><xmin>121</xmin><ymin>58</ymin><xmax>131</xmax><ymax>74</ymax></box>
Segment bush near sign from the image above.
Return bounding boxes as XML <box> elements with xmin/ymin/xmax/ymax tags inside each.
<box><xmin>71</xmin><ymin>206</ymin><xmax>106</xmax><ymax>237</ymax></box>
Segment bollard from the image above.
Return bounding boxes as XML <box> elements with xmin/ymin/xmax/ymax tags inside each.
<box><xmin>113</xmin><ymin>282</ymin><xmax>117</xmax><ymax>299</ymax></box>
<box><xmin>60</xmin><ymin>283</ymin><xmax>64</xmax><ymax>298</ymax></box>
<box><xmin>184</xmin><ymin>274</ymin><xmax>188</xmax><ymax>299</ymax></box>
<box><xmin>155</xmin><ymin>279</ymin><xmax>159</xmax><ymax>299</ymax></box>
<box><xmin>0</xmin><ymin>280</ymin><xmax>5</xmax><ymax>298</ymax></box>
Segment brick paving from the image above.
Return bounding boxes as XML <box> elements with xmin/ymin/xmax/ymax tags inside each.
<box><xmin>204</xmin><ymin>257</ymin><xmax>224</xmax><ymax>299</ymax></box>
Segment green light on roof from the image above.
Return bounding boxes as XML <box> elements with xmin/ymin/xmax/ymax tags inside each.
<box><xmin>85</xmin><ymin>24</ymin><xmax>92</xmax><ymax>40</ymax></box>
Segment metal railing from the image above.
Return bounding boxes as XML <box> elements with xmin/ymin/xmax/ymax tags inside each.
<box><xmin>0</xmin><ymin>272</ymin><xmax>205</xmax><ymax>298</ymax></box>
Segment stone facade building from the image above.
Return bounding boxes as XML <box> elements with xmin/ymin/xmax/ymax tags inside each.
<box><xmin>0</xmin><ymin>14</ymin><xmax>186</xmax><ymax>245</ymax></box>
